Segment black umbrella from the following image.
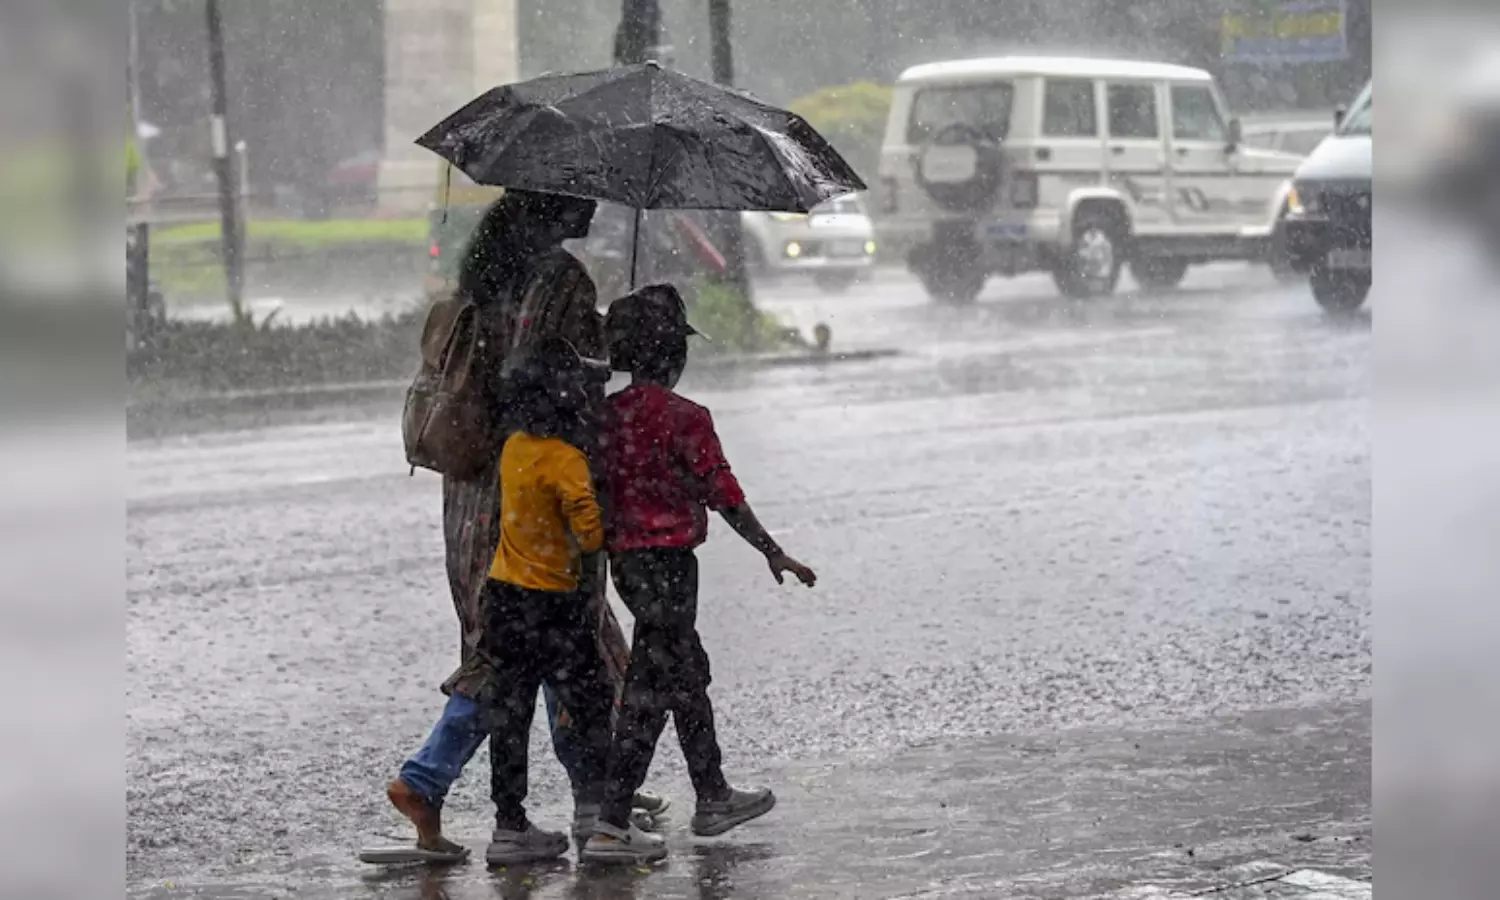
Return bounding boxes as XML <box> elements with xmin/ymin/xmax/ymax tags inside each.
<box><xmin>416</xmin><ymin>61</ymin><xmax>866</xmax><ymax>287</ymax></box>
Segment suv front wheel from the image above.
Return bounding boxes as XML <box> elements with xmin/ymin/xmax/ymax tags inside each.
<box><xmin>1309</xmin><ymin>262</ymin><xmax>1370</xmax><ymax>314</ymax></box>
<box><xmin>1053</xmin><ymin>209</ymin><xmax>1125</xmax><ymax>299</ymax></box>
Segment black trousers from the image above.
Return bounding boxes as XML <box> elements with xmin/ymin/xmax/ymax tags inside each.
<box><xmin>601</xmin><ymin>548</ymin><xmax>729</xmax><ymax>826</ymax></box>
<box><xmin>480</xmin><ymin>579</ymin><xmax>615</xmax><ymax>830</ymax></box>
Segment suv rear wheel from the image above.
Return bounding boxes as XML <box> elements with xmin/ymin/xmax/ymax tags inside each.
<box><xmin>912</xmin><ymin>238</ymin><xmax>985</xmax><ymax>304</ymax></box>
<box><xmin>1053</xmin><ymin>208</ymin><xmax>1125</xmax><ymax>299</ymax></box>
<box><xmin>922</xmin><ymin>270</ymin><xmax>984</xmax><ymax>304</ymax></box>
<box><xmin>1130</xmin><ymin>257</ymin><xmax>1189</xmax><ymax>291</ymax></box>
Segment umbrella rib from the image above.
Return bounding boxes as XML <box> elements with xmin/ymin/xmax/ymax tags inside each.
<box><xmin>541</xmin><ymin>67</ymin><xmax>638</xmax><ymax>119</ymax></box>
<box><xmin>744</xmin><ymin>125</ymin><xmax>812</xmax><ymax>213</ymax></box>
<box><xmin>640</xmin><ymin>72</ymin><xmax>662</xmax><ymax>210</ymax></box>
<box><xmin>470</xmin><ymin>106</ymin><xmax>549</xmax><ymax>181</ymax></box>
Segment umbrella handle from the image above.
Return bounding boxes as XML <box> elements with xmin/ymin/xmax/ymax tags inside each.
<box><xmin>629</xmin><ymin>207</ymin><xmax>642</xmax><ymax>292</ymax></box>
<box><xmin>440</xmin><ymin>163</ymin><xmax>452</xmax><ymax>224</ymax></box>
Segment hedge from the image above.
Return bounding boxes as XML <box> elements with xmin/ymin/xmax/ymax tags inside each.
<box><xmin>788</xmin><ymin>81</ymin><xmax>893</xmax><ymax>189</ymax></box>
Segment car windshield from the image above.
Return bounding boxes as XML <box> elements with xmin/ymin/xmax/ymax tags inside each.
<box><xmin>814</xmin><ymin>195</ymin><xmax>863</xmax><ymax>215</ymax></box>
<box><xmin>1283</xmin><ymin>129</ymin><xmax>1330</xmax><ymax>155</ymax></box>
<box><xmin>1339</xmin><ymin>84</ymin><xmax>1372</xmax><ymax>135</ymax></box>
<box><xmin>1242</xmin><ymin>129</ymin><xmax>1277</xmax><ymax>150</ymax></box>
<box><xmin>907</xmin><ymin>82</ymin><xmax>1015</xmax><ymax>144</ymax></box>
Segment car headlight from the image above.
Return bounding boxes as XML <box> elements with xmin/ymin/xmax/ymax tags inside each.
<box><xmin>864</xmin><ymin>240</ymin><xmax>877</xmax><ymax>256</ymax></box>
<box><xmin>784</xmin><ymin>241</ymin><xmax>802</xmax><ymax>258</ymax></box>
<box><xmin>1286</xmin><ymin>183</ymin><xmax>1320</xmax><ymax>216</ymax></box>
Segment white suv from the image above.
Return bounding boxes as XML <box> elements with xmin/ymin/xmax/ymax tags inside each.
<box><xmin>876</xmin><ymin>56</ymin><xmax>1304</xmax><ymax>302</ymax></box>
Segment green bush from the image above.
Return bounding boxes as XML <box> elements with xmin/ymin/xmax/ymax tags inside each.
<box><xmin>687</xmin><ymin>278</ymin><xmax>799</xmax><ymax>353</ymax></box>
<box><xmin>128</xmin><ymin>309</ymin><xmax>424</xmax><ymax>396</ymax></box>
<box><xmin>788</xmin><ymin>81</ymin><xmax>893</xmax><ymax>188</ymax></box>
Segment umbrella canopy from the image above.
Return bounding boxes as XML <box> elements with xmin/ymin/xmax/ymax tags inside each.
<box><xmin>416</xmin><ymin>61</ymin><xmax>865</xmax><ymax>214</ymax></box>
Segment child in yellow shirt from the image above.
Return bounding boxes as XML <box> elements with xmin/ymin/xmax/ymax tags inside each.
<box><xmin>478</xmin><ymin>336</ymin><xmax>623</xmax><ymax>866</ymax></box>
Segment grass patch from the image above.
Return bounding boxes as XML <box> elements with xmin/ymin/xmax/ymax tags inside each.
<box><xmin>148</xmin><ymin>218</ymin><xmax>429</xmax><ymax>306</ymax></box>
<box><xmin>153</xmin><ymin>217</ymin><xmax>427</xmax><ymax>249</ymax></box>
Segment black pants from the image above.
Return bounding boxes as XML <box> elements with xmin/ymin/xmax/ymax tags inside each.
<box><xmin>601</xmin><ymin>548</ymin><xmax>729</xmax><ymax>826</ymax></box>
<box><xmin>480</xmin><ymin>579</ymin><xmax>615</xmax><ymax>831</ymax></box>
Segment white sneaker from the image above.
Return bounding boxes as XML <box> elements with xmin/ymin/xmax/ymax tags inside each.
<box><xmin>580</xmin><ymin>820</ymin><xmax>668</xmax><ymax>865</ymax></box>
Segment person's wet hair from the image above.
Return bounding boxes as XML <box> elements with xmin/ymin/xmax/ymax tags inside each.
<box><xmin>456</xmin><ymin>191</ymin><xmax>598</xmax><ymax>306</ymax></box>
<box><xmin>502</xmin><ymin>336</ymin><xmax>593</xmax><ymax>447</ymax></box>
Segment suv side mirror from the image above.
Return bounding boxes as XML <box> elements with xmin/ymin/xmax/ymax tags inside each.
<box><xmin>1333</xmin><ymin>106</ymin><xmax>1347</xmax><ymax>129</ymax></box>
<box><xmin>1226</xmin><ymin>117</ymin><xmax>1243</xmax><ymax>151</ymax></box>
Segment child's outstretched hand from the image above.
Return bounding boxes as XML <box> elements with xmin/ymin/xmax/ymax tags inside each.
<box><xmin>768</xmin><ymin>553</ymin><xmax>817</xmax><ymax>587</ymax></box>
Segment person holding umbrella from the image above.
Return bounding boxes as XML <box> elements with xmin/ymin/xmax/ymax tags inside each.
<box><xmin>580</xmin><ymin>284</ymin><xmax>818</xmax><ymax>865</ymax></box>
<box><xmin>384</xmin><ymin>196</ymin><xmax>669</xmax><ymax>863</ymax></box>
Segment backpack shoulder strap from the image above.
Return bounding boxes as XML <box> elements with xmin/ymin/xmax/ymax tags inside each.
<box><xmin>420</xmin><ymin>293</ymin><xmax>477</xmax><ymax>370</ymax></box>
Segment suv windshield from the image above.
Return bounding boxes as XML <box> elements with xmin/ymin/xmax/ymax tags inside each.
<box><xmin>907</xmin><ymin>83</ymin><xmax>1014</xmax><ymax>144</ymax></box>
<box><xmin>1338</xmin><ymin>84</ymin><xmax>1372</xmax><ymax>135</ymax></box>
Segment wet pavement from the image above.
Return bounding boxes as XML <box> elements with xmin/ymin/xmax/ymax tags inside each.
<box><xmin>127</xmin><ymin>266</ymin><xmax>1371</xmax><ymax>897</ymax></box>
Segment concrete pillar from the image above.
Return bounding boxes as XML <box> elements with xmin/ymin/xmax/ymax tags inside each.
<box><xmin>471</xmin><ymin>0</ymin><xmax>520</xmax><ymax>92</ymax></box>
<box><xmin>379</xmin><ymin>0</ymin><xmax>518</xmax><ymax>214</ymax></box>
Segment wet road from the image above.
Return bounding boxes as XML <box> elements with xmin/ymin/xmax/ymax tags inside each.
<box><xmin>127</xmin><ymin>266</ymin><xmax>1371</xmax><ymax>897</ymax></box>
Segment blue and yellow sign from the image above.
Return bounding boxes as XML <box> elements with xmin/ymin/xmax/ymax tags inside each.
<box><xmin>1222</xmin><ymin>0</ymin><xmax>1348</xmax><ymax>65</ymax></box>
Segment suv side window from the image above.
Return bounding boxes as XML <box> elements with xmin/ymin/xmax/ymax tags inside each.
<box><xmin>1042</xmin><ymin>78</ymin><xmax>1097</xmax><ymax>137</ymax></box>
<box><xmin>1106</xmin><ymin>83</ymin><xmax>1158</xmax><ymax>139</ymax></box>
<box><xmin>1170</xmin><ymin>84</ymin><xmax>1227</xmax><ymax>142</ymax></box>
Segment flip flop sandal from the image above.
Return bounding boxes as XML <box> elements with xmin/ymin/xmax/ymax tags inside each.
<box><xmin>358</xmin><ymin>840</ymin><xmax>471</xmax><ymax>865</ymax></box>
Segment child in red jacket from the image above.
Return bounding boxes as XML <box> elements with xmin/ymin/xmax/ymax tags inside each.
<box><xmin>582</xmin><ymin>285</ymin><xmax>817</xmax><ymax>865</ymax></box>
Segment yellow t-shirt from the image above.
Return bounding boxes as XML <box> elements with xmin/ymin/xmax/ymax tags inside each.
<box><xmin>488</xmin><ymin>432</ymin><xmax>604</xmax><ymax>592</ymax></box>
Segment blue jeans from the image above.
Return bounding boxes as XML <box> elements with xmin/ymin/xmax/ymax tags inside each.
<box><xmin>398</xmin><ymin>685</ymin><xmax>582</xmax><ymax>807</ymax></box>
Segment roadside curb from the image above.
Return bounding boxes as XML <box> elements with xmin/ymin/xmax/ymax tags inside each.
<box><xmin>1101</xmin><ymin>864</ymin><xmax>1371</xmax><ymax>899</ymax></box>
<box><xmin>125</xmin><ymin>346</ymin><xmax>901</xmax><ymax>422</ymax></box>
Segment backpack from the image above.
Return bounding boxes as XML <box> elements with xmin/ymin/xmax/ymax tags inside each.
<box><xmin>402</xmin><ymin>291</ymin><xmax>511</xmax><ymax>479</ymax></box>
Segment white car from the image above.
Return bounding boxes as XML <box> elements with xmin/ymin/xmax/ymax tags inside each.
<box><xmin>1282</xmin><ymin>82</ymin><xmax>1373</xmax><ymax>313</ymax></box>
<box><xmin>876</xmin><ymin>56</ymin><xmax>1305</xmax><ymax>302</ymax></box>
<box><xmin>740</xmin><ymin>194</ymin><xmax>877</xmax><ymax>292</ymax></box>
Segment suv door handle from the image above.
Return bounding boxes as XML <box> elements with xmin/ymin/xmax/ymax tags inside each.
<box><xmin>1174</xmin><ymin>147</ymin><xmax>1189</xmax><ymax>156</ymax></box>
<box><xmin>1110</xmin><ymin>146</ymin><xmax>1126</xmax><ymax>155</ymax></box>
